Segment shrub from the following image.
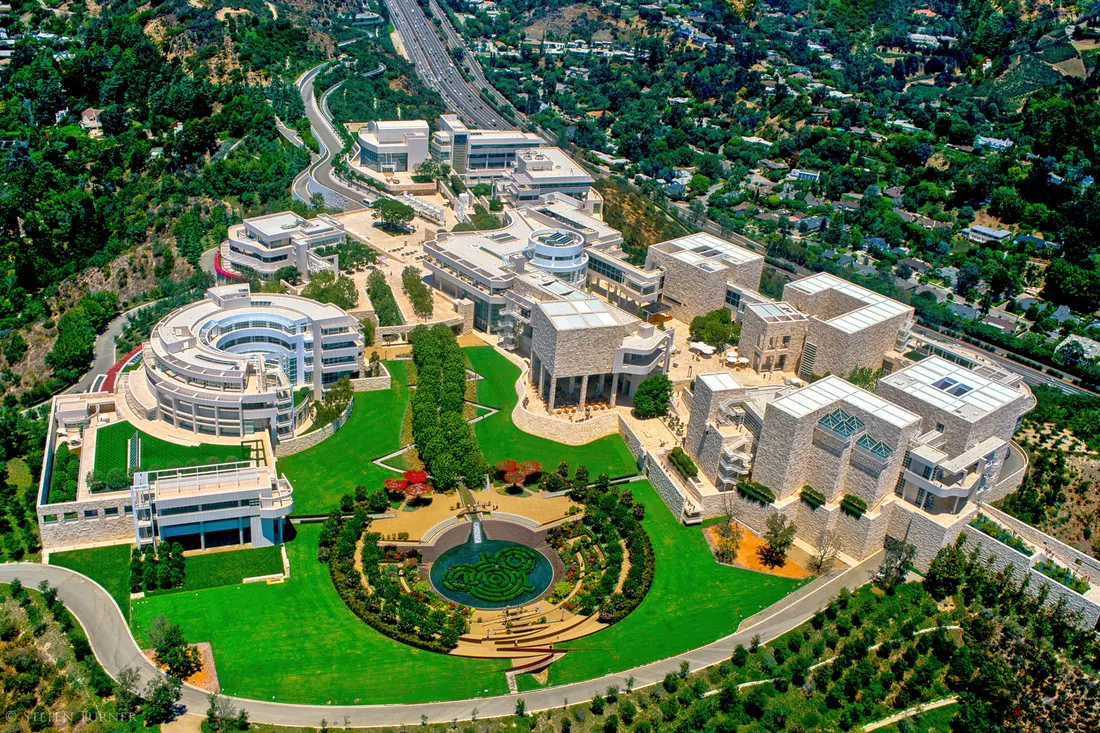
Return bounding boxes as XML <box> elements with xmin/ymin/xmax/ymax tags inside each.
<box><xmin>840</xmin><ymin>494</ymin><xmax>868</xmax><ymax>519</ymax></box>
<box><xmin>800</xmin><ymin>485</ymin><xmax>826</xmax><ymax>509</ymax></box>
<box><xmin>401</xmin><ymin>266</ymin><xmax>434</xmax><ymax>318</ymax></box>
<box><xmin>737</xmin><ymin>479</ymin><xmax>775</xmax><ymax>505</ymax></box>
<box><xmin>668</xmin><ymin>447</ymin><xmax>698</xmax><ymax>480</ymax></box>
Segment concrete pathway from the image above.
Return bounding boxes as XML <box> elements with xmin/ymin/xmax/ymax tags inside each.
<box><xmin>863</xmin><ymin>697</ymin><xmax>958</xmax><ymax>731</ymax></box>
<box><xmin>0</xmin><ymin>549</ymin><xmax>883</xmax><ymax>727</ymax></box>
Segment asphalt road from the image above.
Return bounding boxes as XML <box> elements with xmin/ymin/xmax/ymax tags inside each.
<box><xmin>65</xmin><ymin>301</ymin><xmax>160</xmax><ymax>395</ymax></box>
<box><xmin>384</xmin><ymin>0</ymin><xmax>510</xmax><ymax>130</ymax></box>
<box><xmin>295</xmin><ymin>64</ymin><xmax>370</xmax><ymax>210</ymax></box>
<box><xmin>0</xmin><ymin>553</ymin><xmax>883</xmax><ymax>726</ymax></box>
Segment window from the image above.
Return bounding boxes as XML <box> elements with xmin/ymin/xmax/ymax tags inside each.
<box><xmin>923</xmin><ymin>493</ymin><xmax>936</xmax><ymax>510</ymax></box>
<box><xmin>104</xmin><ymin>507</ymin><xmax>119</xmax><ymax>517</ymax></box>
<box><xmin>915</xmin><ymin>488</ymin><xmax>926</xmax><ymax>506</ymax></box>
<box><xmin>894</xmin><ymin>475</ymin><xmax>906</xmax><ymax>497</ymax></box>
<box><xmin>782</xmin><ymin>335</ymin><xmax>791</xmax><ymax>346</ymax></box>
<box><xmin>84</xmin><ymin>509</ymin><xmax>99</xmax><ymax>519</ymax></box>
<box><xmin>932</xmin><ymin>376</ymin><xmax>973</xmax><ymax>397</ymax></box>
<box><xmin>936</xmin><ymin>422</ymin><xmax>945</xmax><ymax>433</ymax></box>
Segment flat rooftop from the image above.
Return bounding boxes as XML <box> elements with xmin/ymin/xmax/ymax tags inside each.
<box><xmin>748</xmin><ymin>302</ymin><xmax>807</xmax><ymax>323</ymax></box>
<box><xmin>513</xmin><ymin>147</ymin><xmax>594</xmax><ymax>181</ymax></box>
<box><xmin>657</xmin><ymin>232</ymin><xmax>764</xmax><ymax>269</ymax></box>
<box><xmin>527</xmin><ymin>199</ymin><xmax>618</xmax><ymax>240</ymax></box>
<box><xmin>785</xmin><ymin>272</ymin><xmax>912</xmax><ymax>333</ymax></box>
<box><xmin>771</xmin><ymin>375</ymin><xmax>921</xmax><ymax>428</ymax></box>
<box><xmin>430</xmin><ymin>224</ymin><xmax>533</xmax><ymax>279</ymax></box>
<box><xmin>540</xmin><ymin>298</ymin><xmax>629</xmax><ymax>330</ymax></box>
<box><xmin>698</xmin><ymin>372</ymin><xmax>743</xmax><ymax>391</ymax></box>
<box><xmin>879</xmin><ymin>355</ymin><xmax>1025</xmax><ymax>422</ymax></box>
<box><xmin>245</xmin><ymin>212</ymin><xmax>338</xmax><ymax>239</ymax></box>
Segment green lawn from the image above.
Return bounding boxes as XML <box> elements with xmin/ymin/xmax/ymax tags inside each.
<box><xmin>50</xmin><ymin>543</ymin><xmax>133</xmax><ymax>624</ymax></box>
<box><xmin>520</xmin><ymin>479</ymin><xmax>806</xmax><ymax>689</ymax></box>
<box><xmin>465</xmin><ymin>346</ymin><xmax>640</xmax><ymax>480</ymax></box>
<box><xmin>278</xmin><ymin>361</ymin><xmax>409</xmax><ymax>515</ymax></box>
<box><xmin>94</xmin><ymin>420</ymin><xmax>249</xmax><ymax>476</ymax></box>
<box><xmin>148</xmin><ymin>545</ymin><xmax>284</xmax><ymax>596</ymax></box>
<box><xmin>131</xmin><ymin>524</ymin><xmax>509</xmax><ymax>704</ymax></box>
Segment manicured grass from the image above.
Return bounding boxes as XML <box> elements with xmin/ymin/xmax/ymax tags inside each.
<box><xmin>131</xmin><ymin>524</ymin><xmax>509</xmax><ymax>704</ymax></box>
<box><xmin>522</xmin><ymin>480</ymin><xmax>806</xmax><ymax>688</ymax></box>
<box><xmin>465</xmin><ymin>347</ymin><xmax>640</xmax><ymax>480</ymax></box>
<box><xmin>94</xmin><ymin>420</ymin><xmax>249</xmax><ymax>476</ymax></box>
<box><xmin>50</xmin><ymin>543</ymin><xmax>133</xmax><ymax>624</ymax></box>
<box><xmin>278</xmin><ymin>361</ymin><xmax>409</xmax><ymax>515</ymax></box>
<box><xmin>149</xmin><ymin>545</ymin><xmax>284</xmax><ymax>596</ymax></box>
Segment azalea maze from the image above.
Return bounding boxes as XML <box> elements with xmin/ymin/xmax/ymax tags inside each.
<box><xmin>441</xmin><ymin>546</ymin><xmax>539</xmax><ymax>604</ymax></box>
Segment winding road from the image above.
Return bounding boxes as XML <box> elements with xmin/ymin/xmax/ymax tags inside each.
<box><xmin>0</xmin><ymin>552</ymin><xmax>882</xmax><ymax>726</ymax></box>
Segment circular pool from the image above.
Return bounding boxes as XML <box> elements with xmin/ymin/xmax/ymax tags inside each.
<box><xmin>429</xmin><ymin>536</ymin><xmax>554</xmax><ymax>609</ymax></box>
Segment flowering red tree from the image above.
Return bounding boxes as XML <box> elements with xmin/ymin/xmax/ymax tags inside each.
<box><xmin>404</xmin><ymin>483</ymin><xmax>432</xmax><ymax>500</ymax></box>
<box><xmin>519</xmin><ymin>461</ymin><xmax>543</xmax><ymax>480</ymax></box>
<box><xmin>504</xmin><ymin>469</ymin><xmax>527</xmax><ymax>487</ymax></box>
<box><xmin>402</xmin><ymin>470</ymin><xmax>428</xmax><ymax>485</ymax></box>
<box><xmin>495</xmin><ymin>459</ymin><xmax>518</xmax><ymax>475</ymax></box>
<box><xmin>384</xmin><ymin>478</ymin><xmax>408</xmax><ymax>493</ymax></box>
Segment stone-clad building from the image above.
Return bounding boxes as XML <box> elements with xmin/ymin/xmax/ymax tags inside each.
<box><xmin>680</xmin><ymin>355</ymin><xmax>1036</xmax><ymax>571</ymax></box>
<box><xmin>643</xmin><ymin>233</ymin><xmax>765</xmax><ymax>323</ymax></box>
<box><xmin>528</xmin><ymin>295</ymin><xmax>673</xmax><ymax>411</ymax></box>
<box><xmin>739</xmin><ymin>273</ymin><xmax>914</xmax><ymax>379</ymax></box>
<box><xmin>782</xmin><ymin>273</ymin><xmax>914</xmax><ymax>378</ymax></box>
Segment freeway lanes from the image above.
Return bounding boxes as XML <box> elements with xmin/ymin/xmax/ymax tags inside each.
<box><xmin>384</xmin><ymin>0</ymin><xmax>510</xmax><ymax>130</ymax></box>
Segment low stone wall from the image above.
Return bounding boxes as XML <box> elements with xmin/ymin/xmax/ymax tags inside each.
<box><xmin>38</xmin><ymin>494</ymin><xmax>135</xmax><ymax>549</ymax></box>
<box><xmin>349</xmin><ymin>362</ymin><xmax>392</xmax><ymax>392</ymax></box>
<box><xmin>508</xmin><ymin>365</ymin><xmax>620</xmax><ymax>446</ymax></box>
<box><xmin>960</xmin><ymin>523</ymin><xmax>1100</xmax><ymax>628</ymax></box>
<box><xmin>645</xmin><ymin>453</ymin><xmax>686</xmax><ymax>519</ymax></box>
<box><xmin>617</xmin><ymin>417</ymin><xmax>645</xmax><ymax>468</ymax></box>
<box><xmin>274</xmin><ymin>398</ymin><xmax>355</xmax><ymax>458</ymax></box>
<box><xmin>978</xmin><ymin>502</ymin><xmax>1100</xmax><ymax>585</ymax></box>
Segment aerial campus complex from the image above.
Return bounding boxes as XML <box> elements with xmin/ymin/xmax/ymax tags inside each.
<box><xmin>28</xmin><ymin>113</ymin><xmax>1100</xmax><ymax>726</ymax></box>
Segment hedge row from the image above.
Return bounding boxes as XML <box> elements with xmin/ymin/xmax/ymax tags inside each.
<box><xmin>669</xmin><ymin>446</ymin><xmax>699</xmax><ymax>480</ymax></box>
<box><xmin>737</xmin><ymin>479</ymin><xmax>776</xmax><ymax>506</ymax></box>
<box><xmin>800</xmin><ymin>485</ymin><xmax>826</xmax><ymax>510</ymax></box>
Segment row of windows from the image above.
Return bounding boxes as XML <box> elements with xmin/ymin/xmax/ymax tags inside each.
<box><xmin>229</xmin><ymin>244</ymin><xmax>290</xmax><ymax>264</ymax></box>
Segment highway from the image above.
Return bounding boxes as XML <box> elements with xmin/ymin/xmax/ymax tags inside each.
<box><xmin>384</xmin><ymin>0</ymin><xmax>511</xmax><ymax>129</ymax></box>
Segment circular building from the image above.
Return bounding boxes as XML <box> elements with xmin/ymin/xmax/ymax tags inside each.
<box><xmin>126</xmin><ymin>284</ymin><xmax>362</xmax><ymax>444</ymax></box>
<box><xmin>525</xmin><ymin>228</ymin><xmax>588</xmax><ymax>284</ymax></box>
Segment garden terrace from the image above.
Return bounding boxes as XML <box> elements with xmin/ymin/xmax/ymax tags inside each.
<box><xmin>320</xmin><ymin>509</ymin><xmax>470</xmax><ymax>653</ymax></box>
<box><xmin>1034</xmin><ymin>558</ymin><xmax>1090</xmax><ymax>594</ymax></box>
<box><xmin>968</xmin><ymin>512</ymin><xmax>1034</xmax><ymax>556</ymax></box>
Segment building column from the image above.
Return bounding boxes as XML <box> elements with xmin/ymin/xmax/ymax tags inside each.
<box><xmin>579</xmin><ymin>374</ymin><xmax>589</xmax><ymax>410</ymax></box>
<box><xmin>537</xmin><ymin>358</ymin><xmax>545</xmax><ymax>397</ymax></box>
<box><xmin>610</xmin><ymin>372</ymin><xmax>620</xmax><ymax>407</ymax></box>
<box><xmin>664</xmin><ymin>334</ymin><xmax>672</xmax><ymax>372</ymax></box>
<box><xmin>199</xmin><ymin>522</ymin><xmax>206</xmax><ymax>551</ymax></box>
<box><xmin>238</xmin><ymin>517</ymin><xmax>244</xmax><ymax>545</ymax></box>
<box><xmin>548</xmin><ymin>376</ymin><xmax>557</xmax><ymax>412</ymax></box>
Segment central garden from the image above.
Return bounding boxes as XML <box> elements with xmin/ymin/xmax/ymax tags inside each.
<box><xmin>432</xmin><ymin>539</ymin><xmax>552</xmax><ymax>608</ymax></box>
<box><xmin>70</xmin><ymin>336</ymin><xmax>810</xmax><ymax>704</ymax></box>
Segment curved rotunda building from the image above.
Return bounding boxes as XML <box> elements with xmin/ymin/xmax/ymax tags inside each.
<box><xmin>127</xmin><ymin>284</ymin><xmax>362</xmax><ymax>444</ymax></box>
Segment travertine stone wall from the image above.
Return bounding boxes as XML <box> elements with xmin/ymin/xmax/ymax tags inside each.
<box><xmin>530</xmin><ymin>308</ymin><xmax>625</xmax><ymax>378</ymax></box>
<box><xmin>646</xmin><ymin>453</ymin><xmax>685</xmax><ymax>518</ymax></box>
<box><xmin>644</xmin><ymin>248</ymin><xmax>728</xmax><ymax>322</ymax></box>
<box><xmin>803</xmin><ymin>314</ymin><xmax>909</xmax><ymax>377</ymax></box>
<box><xmin>740</xmin><ymin>306</ymin><xmax>809</xmax><ymax>372</ymax></box>
<box><xmin>38</xmin><ymin>494</ymin><xmax>135</xmax><ymax>549</ymax></box>
<box><xmin>876</xmin><ymin>380</ymin><xmax>1028</xmax><ymax>457</ymax></box>
<box><xmin>617</xmin><ymin>416</ymin><xmax>645</xmax><ymax>467</ymax></box>
<box><xmin>698</xmin><ymin>428</ymin><xmax>728</xmax><ymax>484</ymax></box>
<box><xmin>274</xmin><ymin>398</ymin><xmax>355</xmax><ymax>457</ymax></box>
